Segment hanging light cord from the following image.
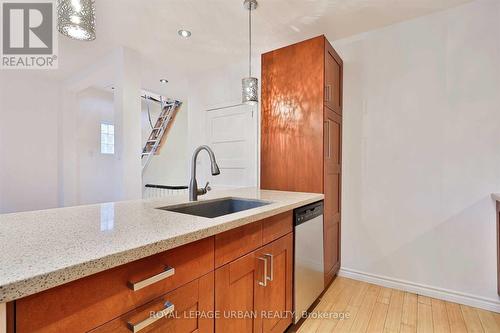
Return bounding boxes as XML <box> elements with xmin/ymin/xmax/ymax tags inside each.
<box><xmin>248</xmin><ymin>4</ymin><xmax>252</xmax><ymax>77</ymax></box>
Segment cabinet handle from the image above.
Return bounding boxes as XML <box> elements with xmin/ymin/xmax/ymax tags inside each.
<box><xmin>264</xmin><ymin>253</ymin><xmax>274</xmax><ymax>281</ymax></box>
<box><xmin>127</xmin><ymin>301</ymin><xmax>175</xmax><ymax>332</ymax></box>
<box><xmin>325</xmin><ymin>121</ymin><xmax>331</xmax><ymax>159</ymax></box>
<box><xmin>127</xmin><ymin>266</ymin><xmax>175</xmax><ymax>291</ymax></box>
<box><xmin>325</xmin><ymin>84</ymin><xmax>332</xmax><ymax>102</ymax></box>
<box><xmin>258</xmin><ymin>257</ymin><xmax>268</xmax><ymax>287</ymax></box>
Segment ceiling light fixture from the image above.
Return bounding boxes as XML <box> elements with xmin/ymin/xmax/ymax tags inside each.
<box><xmin>160</xmin><ymin>79</ymin><xmax>169</xmax><ymax>84</ymax></box>
<box><xmin>178</xmin><ymin>29</ymin><xmax>192</xmax><ymax>38</ymax></box>
<box><xmin>242</xmin><ymin>0</ymin><xmax>258</xmax><ymax>105</ymax></box>
<box><xmin>58</xmin><ymin>0</ymin><xmax>96</xmax><ymax>41</ymax></box>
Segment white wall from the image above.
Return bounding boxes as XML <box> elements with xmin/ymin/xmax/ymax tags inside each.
<box><xmin>142</xmin><ymin>100</ymin><xmax>189</xmax><ymax>187</ymax></box>
<box><xmin>60</xmin><ymin>47</ymin><xmax>143</xmax><ymax>206</ymax></box>
<box><xmin>0</xmin><ymin>48</ymin><xmax>145</xmax><ymax>213</ymax></box>
<box><xmin>187</xmin><ymin>58</ymin><xmax>260</xmax><ymax>189</ymax></box>
<box><xmin>0</xmin><ymin>72</ymin><xmax>60</xmax><ymax>214</ymax></box>
<box><xmin>334</xmin><ymin>0</ymin><xmax>500</xmax><ymax>308</ymax></box>
<box><xmin>75</xmin><ymin>88</ymin><xmax>118</xmax><ymax>205</ymax></box>
<box><xmin>113</xmin><ymin>48</ymin><xmax>143</xmax><ymax>201</ymax></box>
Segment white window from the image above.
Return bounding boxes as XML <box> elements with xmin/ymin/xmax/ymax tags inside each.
<box><xmin>100</xmin><ymin>123</ymin><xmax>115</xmax><ymax>154</ymax></box>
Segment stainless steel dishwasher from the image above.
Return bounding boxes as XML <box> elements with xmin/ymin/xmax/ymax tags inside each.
<box><xmin>293</xmin><ymin>201</ymin><xmax>324</xmax><ymax>323</ymax></box>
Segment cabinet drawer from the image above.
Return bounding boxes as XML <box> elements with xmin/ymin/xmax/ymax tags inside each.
<box><xmin>215</xmin><ymin>221</ymin><xmax>262</xmax><ymax>268</ymax></box>
<box><xmin>262</xmin><ymin>211</ymin><xmax>292</xmax><ymax>244</ymax></box>
<box><xmin>215</xmin><ymin>211</ymin><xmax>293</xmax><ymax>268</ymax></box>
<box><xmin>90</xmin><ymin>272</ymin><xmax>214</xmax><ymax>333</ymax></box>
<box><xmin>16</xmin><ymin>237</ymin><xmax>214</xmax><ymax>333</ymax></box>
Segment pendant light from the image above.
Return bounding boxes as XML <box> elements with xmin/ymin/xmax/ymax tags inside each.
<box><xmin>58</xmin><ymin>0</ymin><xmax>96</xmax><ymax>41</ymax></box>
<box><xmin>242</xmin><ymin>0</ymin><xmax>258</xmax><ymax>105</ymax></box>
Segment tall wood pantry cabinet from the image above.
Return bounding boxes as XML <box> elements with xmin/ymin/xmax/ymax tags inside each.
<box><xmin>260</xmin><ymin>35</ymin><xmax>343</xmax><ymax>286</ymax></box>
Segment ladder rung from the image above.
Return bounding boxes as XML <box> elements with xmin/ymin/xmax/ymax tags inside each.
<box><xmin>142</xmin><ymin>100</ymin><xmax>181</xmax><ymax>173</ymax></box>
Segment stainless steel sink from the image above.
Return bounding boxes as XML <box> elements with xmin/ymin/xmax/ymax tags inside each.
<box><xmin>157</xmin><ymin>197</ymin><xmax>272</xmax><ymax>218</ymax></box>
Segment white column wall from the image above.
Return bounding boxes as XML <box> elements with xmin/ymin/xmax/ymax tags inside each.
<box><xmin>114</xmin><ymin>48</ymin><xmax>142</xmax><ymax>200</ymax></box>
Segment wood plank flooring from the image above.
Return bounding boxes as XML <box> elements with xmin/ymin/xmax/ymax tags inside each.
<box><xmin>297</xmin><ymin>277</ymin><xmax>500</xmax><ymax>333</ymax></box>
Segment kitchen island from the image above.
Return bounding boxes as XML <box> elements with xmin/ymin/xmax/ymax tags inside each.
<box><xmin>0</xmin><ymin>188</ymin><xmax>323</xmax><ymax>332</ymax></box>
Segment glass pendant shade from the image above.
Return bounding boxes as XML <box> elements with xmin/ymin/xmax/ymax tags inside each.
<box><xmin>58</xmin><ymin>0</ymin><xmax>96</xmax><ymax>41</ymax></box>
<box><xmin>242</xmin><ymin>77</ymin><xmax>258</xmax><ymax>105</ymax></box>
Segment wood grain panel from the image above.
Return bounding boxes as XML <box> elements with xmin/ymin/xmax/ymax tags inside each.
<box><xmin>417</xmin><ymin>302</ymin><xmax>433</xmax><ymax>332</ymax></box>
<box><xmin>3</xmin><ymin>302</ymin><xmax>13</xmax><ymax>333</ymax></box>
<box><xmin>445</xmin><ymin>302</ymin><xmax>467</xmax><ymax>333</ymax></box>
<box><xmin>431</xmin><ymin>298</ymin><xmax>451</xmax><ymax>332</ymax></box>
<box><xmin>402</xmin><ymin>292</ymin><xmax>418</xmax><ymax>330</ymax></box>
<box><xmin>298</xmin><ymin>277</ymin><xmax>500</xmax><ymax>333</ymax></box>
<box><xmin>385</xmin><ymin>289</ymin><xmax>405</xmax><ymax>332</ymax></box>
<box><xmin>324</xmin><ymin>108</ymin><xmax>342</xmax><ymax>285</ymax></box>
<box><xmin>15</xmin><ymin>237</ymin><xmax>214</xmax><ymax>333</ymax></box>
<box><xmin>215</xmin><ymin>221</ymin><xmax>262</xmax><ymax>268</ymax></box>
<box><xmin>260</xmin><ymin>34</ymin><xmax>343</xmax><ymax>292</ymax></box>
<box><xmin>366</xmin><ymin>301</ymin><xmax>389</xmax><ymax>332</ymax></box>
<box><xmin>461</xmin><ymin>304</ymin><xmax>484</xmax><ymax>332</ymax></box>
<box><xmin>215</xmin><ymin>251</ymin><xmax>261</xmax><ymax>333</ymax></box>
<box><xmin>324</xmin><ymin>39</ymin><xmax>343</xmax><ymax>114</ymax></box>
<box><xmin>257</xmin><ymin>233</ymin><xmax>293</xmax><ymax>333</ymax></box>
<box><xmin>90</xmin><ymin>272</ymin><xmax>214</xmax><ymax>333</ymax></box>
<box><xmin>260</xmin><ymin>35</ymin><xmax>325</xmax><ymax>193</ymax></box>
<box><xmin>262</xmin><ymin>211</ymin><xmax>292</xmax><ymax>245</ymax></box>
<box><xmin>215</xmin><ymin>212</ymin><xmax>292</xmax><ymax>268</ymax></box>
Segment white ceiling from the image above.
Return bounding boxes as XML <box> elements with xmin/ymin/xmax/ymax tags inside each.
<box><xmin>56</xmin><ymin>0</ymin><xmax>472</xmax><ymax>93</ymax></box>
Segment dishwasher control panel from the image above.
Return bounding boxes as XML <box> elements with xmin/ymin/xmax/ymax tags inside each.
<box><xmin>294</xmin><ymin>201</ymin><xmax>324</xmax><ymax>226</ymax></box>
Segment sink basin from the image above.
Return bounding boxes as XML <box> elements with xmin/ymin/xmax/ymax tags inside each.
<box><xmin>157</xmin><ymin>197</ymin><xmax>272</xmax><ymax>218</ymax></box>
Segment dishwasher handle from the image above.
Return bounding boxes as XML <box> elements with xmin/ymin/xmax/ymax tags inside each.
<box><xmin>294</xmin><ymin>201</ymin><xmax>324</xmax><ymax>226</ymax></box>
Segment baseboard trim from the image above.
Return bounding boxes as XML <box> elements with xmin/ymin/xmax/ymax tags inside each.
<box><xmin>339</xmin><ymin>267</ymin><xmax>500</xmax><ymax>313</ymax></box>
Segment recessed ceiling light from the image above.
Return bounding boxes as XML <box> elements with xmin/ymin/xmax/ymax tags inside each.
<box><xmin>178</xmin><ymin>29</ymin><xmax>192</xmax><ymax>38</ymax></box>
<box><xmin>160</xmin><ymin>79</ymin><xmax>168</xmax><ymax>84</ymax></box>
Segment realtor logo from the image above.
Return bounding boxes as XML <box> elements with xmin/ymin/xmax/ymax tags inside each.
<box><xmin>1</xmin><ymin>0</ymin><xmax>58</xmax><ymax>69</ymax></box>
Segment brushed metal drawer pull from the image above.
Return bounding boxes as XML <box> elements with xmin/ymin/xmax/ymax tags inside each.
<box><xmin>264</xmin><ymin>253</ymin><xmax>274</xmax><ymax>281</ymax></box>
<box><xmin>127</xmin><ymin>301</ymin><xmax>175</xmax><ymax>332</ymax></box>
<box><xmin>258</xmin><ymin>257</ymin><xmax>268</xmax><ymax>287</ymax></box>
<box><xmin>128</xmin><ymin>266</ymin><xmax>175</xmax><ymax>291</ymax></box>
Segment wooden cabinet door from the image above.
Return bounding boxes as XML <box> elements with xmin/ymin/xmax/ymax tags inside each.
<box><xmin>215</xmin><ymin>233</ymin><xmax>293</xmax><ymax>333</ymax></box>
<box><xmin>324</xmin><ymin>108</ymin><xmax>342</xmax><ymax>286</ymax></box>
<box><xmin>324</xmin><ymin>42</ymin><xmax>342</xmax><ymax>114</ymax></box>
<box><xmin>215</xmin><ymin>251</ymin><xmax>264</xmax><ymax>333</ymax></box>
<box><xmin>261</xmin><ymin>35</ymin><xmax>325</xmax><ymax>193</ymax></box>
<box><xmin>257</xmin><ymin>234</ymin><xmax>293</xmax><ymax>333</ymax></box>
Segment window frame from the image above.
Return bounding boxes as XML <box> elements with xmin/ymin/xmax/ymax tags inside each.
<box><xmin>100</xmin><ymin>123</ymin><xmax>115</xmax><ymax>155</ymax></box>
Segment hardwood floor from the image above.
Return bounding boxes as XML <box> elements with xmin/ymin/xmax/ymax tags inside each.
<box><xmin>297</xmin><ymin>277</ymin><xmax>500</xmax><ymax>332</ymax></box>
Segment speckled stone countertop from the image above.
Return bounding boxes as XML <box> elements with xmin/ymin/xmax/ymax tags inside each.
<box><xmin>0</xmin><ymin>188</ymin><xmax>323</xmax><ymax>303</ymax></box>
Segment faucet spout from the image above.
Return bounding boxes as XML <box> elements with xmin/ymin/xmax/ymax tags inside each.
<box><xmin>189</xmin><ymin>145</ymin><xmax>220</xmax><ymax>201</ymax></box>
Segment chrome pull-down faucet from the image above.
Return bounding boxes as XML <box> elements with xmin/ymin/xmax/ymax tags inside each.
<box><xmin>189</xmin><ymin>145</ymin><xmax>220</xmax><ymax>201</ymax></box>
